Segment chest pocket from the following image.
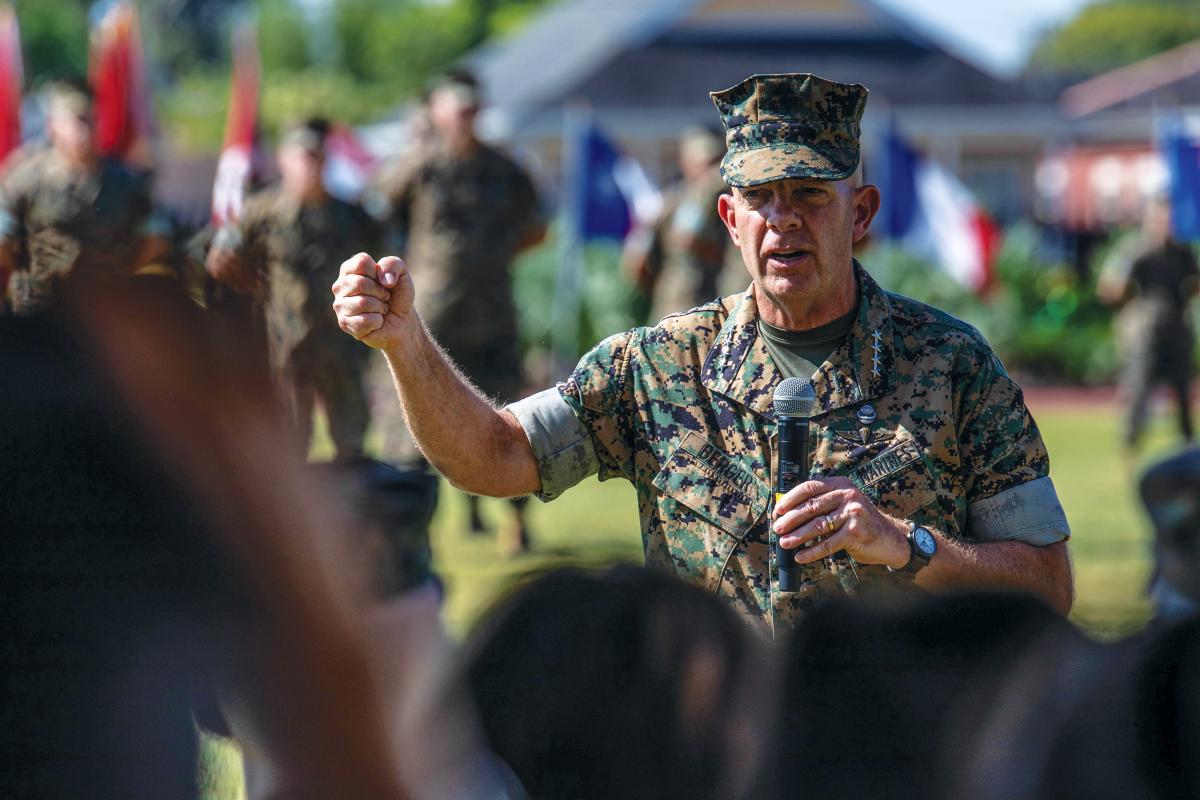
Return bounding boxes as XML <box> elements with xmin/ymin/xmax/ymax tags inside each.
<box><xmin>842</xmin><ymin>436</ymin><xmax>937</xmax><ymax>521</ymax></box>
<box><xmin>652</xmin><ymin>431</ymin><xmax>771</xmax><ymax>538</ymax></box>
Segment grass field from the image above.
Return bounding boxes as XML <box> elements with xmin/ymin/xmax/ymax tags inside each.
<box><xmin>200</xmin><ymin>399</ymin><xmax>1187</xmax><ymax>796</ymax></box>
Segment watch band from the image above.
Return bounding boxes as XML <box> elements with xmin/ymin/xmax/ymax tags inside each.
<box><xmin>889</xmin><ymin>522</ymin><xmax>934</xmax><ymax>575</ymax></box>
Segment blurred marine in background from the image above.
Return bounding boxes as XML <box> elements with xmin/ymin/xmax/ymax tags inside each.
<box><xmin>0</xmin><ymin>80</ymin><xmax>170</xmax><ymax>316</ymax></box>
<box><xmin>623</xmin><ymin>125</ymin><xmax>734</xmax><ymax>322</ymax></box>
<box><xmin>1099</xmin><ymin>195</ymin><xmax>1199</xmax><ymax>452</ymax></box>
<box><xmin>207</xmin><ymin>117</ymin><xmax>382</xmax><ymax>458</ymax></box>
<box><xmin>365</xmin><ymin>68</ymin><xmax>546</xmax><ymax>554</ymax></box>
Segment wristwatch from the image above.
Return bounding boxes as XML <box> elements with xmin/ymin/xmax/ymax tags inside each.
<box><xmin>892</xmin><ymin>522</ymin><xmax>936</xmax><ymax>574</ymax></box>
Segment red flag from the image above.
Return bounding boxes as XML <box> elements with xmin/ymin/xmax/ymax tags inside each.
<box><xmin>211</xmin><ymin>24</ymin><xmax>260</xmax><ymax>226</ymax></box>
<box><xmin>0</xmin><ymin>4</ymin><xmax>21</xmax><ymax>168</ymax></box>
<box><xmin>89</xmin><ymin>2</ymin><xmax>153</xmax><ymax>163</ymax></box>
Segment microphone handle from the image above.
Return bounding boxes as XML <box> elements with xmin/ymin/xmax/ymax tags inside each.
<box><xmin>775</xmin><ymin>415</ymin><xmax>808</xmax><ymax>592</ymax></box>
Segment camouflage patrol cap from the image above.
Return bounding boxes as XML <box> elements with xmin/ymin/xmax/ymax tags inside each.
<box><xmin>710</xmin><ymin>73</ymin><xmax>868</xmax><ymax>187</ymax></box>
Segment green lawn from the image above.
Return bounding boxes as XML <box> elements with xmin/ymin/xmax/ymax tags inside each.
<box><xmin>431</xmin><ymin>401</ymin><xmax>1184</xmax><ymax>640</ymax></box>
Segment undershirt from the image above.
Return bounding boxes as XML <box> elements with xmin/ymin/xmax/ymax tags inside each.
<box><xmin>758</xmin><ymin>306</ymin><xmax>858</xmax><ymax>380</ymax></box>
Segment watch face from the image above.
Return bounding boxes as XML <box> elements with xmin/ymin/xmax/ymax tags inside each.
<box><xmin>914</xmin><ymin>527</ymin><xmax>937</xmax><ymax>558</ymax></box>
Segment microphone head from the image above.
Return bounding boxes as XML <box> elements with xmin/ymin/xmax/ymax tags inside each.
<box><xmin>773</xmin><ymin>377</ymin><xmax>817</xmax><ymax>419</ymax></box>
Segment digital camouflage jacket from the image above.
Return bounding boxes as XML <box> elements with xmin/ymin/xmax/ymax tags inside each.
<box><xmin>509</xmin><ymin>263</ymin><xmax>1069</xmax><ymax>636</ymax></box>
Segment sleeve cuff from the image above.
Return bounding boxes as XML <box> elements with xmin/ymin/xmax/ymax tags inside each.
<box><xmin>504</xmin><ymin>387</ymin><xmax>598</xmax><ymax>502</ymax></box>
<box><xmin>966</xmin><ymin>476</ymin><xmax>1071</xmax><ymax>546</ymax></box>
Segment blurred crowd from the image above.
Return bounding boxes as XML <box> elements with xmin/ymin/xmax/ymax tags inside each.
<box><xmin>3</xmin><ymin>66</ymin><xmax>1200</xmax><ymax>800</ymax></box>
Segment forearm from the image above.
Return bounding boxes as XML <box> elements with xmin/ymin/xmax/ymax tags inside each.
<box><xmin>382</xmin><ymin>316</ymin><xmax>540</xmax><ymax>497</ymax></box>
<box><xmin>916</xmin><ymin>535</ymin><xmax>1074</xmax><ymax>614</ymax></box>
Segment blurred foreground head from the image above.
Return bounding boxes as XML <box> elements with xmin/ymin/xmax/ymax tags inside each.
<box><xmin>780</xmin><ymin>592</ymin><xmax>1085</xmax><ymax>800</ymax></box>
<box><xmin>465</xmin><ymin>565</ymin><xmax>771</xmax><ymax>800</ymax></box>
<box><xmin>1142</xmin><ymin>446</ymin><xmax>1200</xmax><ymax>616</ymax></box>
<box><xmin>0</xmin><ymin>278</ymin><xmax>410</xmax><ymax>798</ymax></box>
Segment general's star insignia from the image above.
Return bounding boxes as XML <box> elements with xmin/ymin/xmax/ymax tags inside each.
<box><xmin>871</xmin><ymin>328</ymin><xmax>883</xmax><ymax>378</ymax></box>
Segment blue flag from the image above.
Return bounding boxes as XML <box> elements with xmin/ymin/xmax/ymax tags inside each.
<box><xmin>568</xmin><ymin>123</ymin><xmax>637</xmax><ymax>242</ymax></box>
<box><xmin>1162</xmin><ymin>129</ymin><xmax>1200</xmax><ymax>241</ymax></box>
<box><xmin>879</xmin><ymin>131</ymin><xmax>919</xmax><ymax>239</ymax></box>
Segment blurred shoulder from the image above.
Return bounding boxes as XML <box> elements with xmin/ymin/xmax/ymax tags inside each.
<box><xmin>478</xmin><ymin>142</ymin><xmax>534</xmax><ymax>179</ymax></box>
<box><xmin>239</xmin><ymin>185</ymin><xmax>287</xmax><ymax>222</ymax></box>
<box><xmin>0</xmin><ymin>145</ymin><xmax>54</xmax><ymax>194</ymax></box>
<box><xmin>371</xmin><ymin>145</ymin><xmax>433</xmax><ymax>191</ymax></box>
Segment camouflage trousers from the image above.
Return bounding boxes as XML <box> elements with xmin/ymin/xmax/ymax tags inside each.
<box><xmin>1120</xmin><ymin>330</ymin><xmax>1194</xmax><ymax>447</ymax></box>
<box><xmin>282</xmin><ymin>338</ymin><xmax>369</xmax><ymax>457</ymax></box>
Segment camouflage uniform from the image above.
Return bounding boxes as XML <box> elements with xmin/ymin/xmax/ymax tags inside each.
<box><xmin>505</xmin><ymin>74</ymin><xmax>1069</xmax><ymax>635</ymax></box>
<box><xmin>641</xmin><ymin>171</ymin><xmax>733</xmax><ymax>321</ymax></box>
<box><xmin>509</xmin><ymin>264</ymin><xmax>1067</xmax><ymax>634</ymax></box>
<box><xmin>0</xmin><ymin>146</ymin><xmax>159</xmax><ymax>315</ymax></box>
<box><xmin>217</xmin><ymin>187</ymin><xmax>382</xmax><ymax>452</ymax></box>
<box><xmin>366</xmin><ymin>142</ymin><xmax>542</xmax><ymax>403</ymax></box>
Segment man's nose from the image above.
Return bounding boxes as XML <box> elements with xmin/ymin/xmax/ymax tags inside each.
<box><xmin>763</xmin><ymin>196</ymin><xmax>802</xmax><ymax>232</ymax></box>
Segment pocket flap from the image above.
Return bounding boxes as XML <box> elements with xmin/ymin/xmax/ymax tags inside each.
<box><xmin>652</xmin><ymin>431</ymin><xmax>770</xmax><ymax>538</ymax></box>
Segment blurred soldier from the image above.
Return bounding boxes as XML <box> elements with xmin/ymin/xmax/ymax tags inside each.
<box><xmin>0</xmin><ymin>79</ymin><xmax>170</xmax><ymax>315</ymax></box>
<box><xmin>1099</xmin><ymin>196</ymin><xmax>1200</xmax><ymax>451</ymax></box>
<box><xmin>624</xmin><ymin>126</ymin><xmax>734</xmax><ymax>322</ymax></box>
<box><xmin>207</xmin><ymin>118</ymin><xmax>380</xmax><ymax>458</ymax></box>
<box><xmin>366</xmin><ymin>69</ymin><xmax>546</xmax><ymax>553</ymax></box>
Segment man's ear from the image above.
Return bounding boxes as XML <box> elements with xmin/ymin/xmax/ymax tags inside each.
<box><xmin>717</xmin><ymin>192</ymin><xmax>740</xmax><ymax>246</ymax></box>
<box><xmin>852</xmin><ymin>184</ymin><xmax>881</xmax><ymax>244</ymax></box>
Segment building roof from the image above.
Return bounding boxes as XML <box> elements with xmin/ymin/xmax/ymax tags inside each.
<box><xmin>1059</xmin><ymin>38</ymin><xmax>1200</xmax><ymax>118</ymax></box>
<box><xmin>466</xmin><ymin>0</ymin><xmax>1047</xmax><ymax>138</ymax></box>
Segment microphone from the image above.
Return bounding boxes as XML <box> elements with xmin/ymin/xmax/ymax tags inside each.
<box><xmin>773</xmin><ymin>377</ymin><xmax>816</xmax><ymax>592</ymax></box>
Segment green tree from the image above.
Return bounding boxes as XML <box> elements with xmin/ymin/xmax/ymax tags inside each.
<box><xmin>333</xmin><ymin>0</ymin><xmax>472</xmax><ymax>93</ymax></box>
<box><xmin>1027</xmin><ymin>0</ymin><xmax>1200</xmax><ymax>76</ymax></box>
<box><xmin>15</xmin><ymin>0</ymin><xmax>89</xmax><ymax>85</ymax></box>
<box><xmin>257</xmin><ymin>0</ymin><xmax>310</xmax><ymax>73</ymax></box>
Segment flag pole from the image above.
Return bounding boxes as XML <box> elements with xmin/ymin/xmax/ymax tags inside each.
<box><xmin>552</xmin><ymin>102</ymin><xmax>588</xmax><ymax>380</ymax></box>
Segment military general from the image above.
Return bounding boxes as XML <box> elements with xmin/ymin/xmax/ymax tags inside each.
<box><xmin>333</xmin><ymin>73</ymin><xmax>1073</xmax><ymax>635</ymax></box>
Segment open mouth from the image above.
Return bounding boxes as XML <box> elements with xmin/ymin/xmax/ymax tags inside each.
<box><xmin>767</xmin><ymin>250</ymin><xmax>810</xmax><ymax>264</ymax></box>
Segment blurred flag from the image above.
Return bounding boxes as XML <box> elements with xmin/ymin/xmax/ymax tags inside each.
<box><xmin>211</xmin><ymin>24</ymin><xmax>260</xmax><ymax>226</ymax></box>
<box><xmin>1160</xmin><ymin>126</ymin><xmax>1200</xmax><ymax>241</ymax></box>
<box><xmin>323</xmin><ymin>124</ymin><xmax>376</xmax><ymax>202</ymax></box>
<box><xmin>89</xmin><ymin>2</ymin><xmax>153</xmax><ymax>163</ymax></box>
<box><xmin>881</xmin><ymin>130</ymin><xmax>999</xmax><ymax>293</ymax></box>
<box><xmin>568</xmin><ymin>122</ymin><xmax>661</xmax><ymax>242</ymax></box>
<box><xmin>0</xmin><ymin>5</ymin><xmax>21</xmax><ymax>168</ymax></box>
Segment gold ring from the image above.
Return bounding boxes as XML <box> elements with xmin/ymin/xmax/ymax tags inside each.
<box><xmin>822</xmin><ymin>513</ymin><xmax>837</xmax><ymax>536</ymax></box>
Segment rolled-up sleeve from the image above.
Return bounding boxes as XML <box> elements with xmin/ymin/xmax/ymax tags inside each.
<box><xmin>504</xmin><ymin>329</ymin><xmax>637</xmax><ymax>501</ymax></box>
<box><xmin>966</xmin><ymin>475</ymin><xmax>1071</xmax><ymax>546</ymax></box>
<box><xmin>505</xmin><ymin>387</ymin><xmax>599</xmax><ymax>502</ymax></box>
